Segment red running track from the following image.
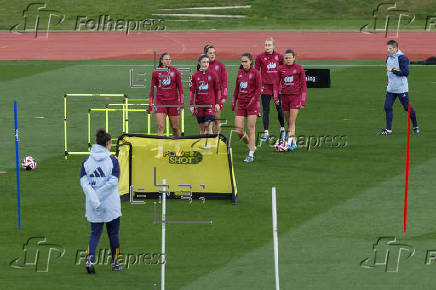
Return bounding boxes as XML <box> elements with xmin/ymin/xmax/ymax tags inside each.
<box><xmin>0</xmin><ymin>32</ymin><xmax>435</xmax><ymax>60</ymax></box>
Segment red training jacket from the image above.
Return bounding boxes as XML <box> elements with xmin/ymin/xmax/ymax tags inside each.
<box><xmin>190</xmin><ymin>68</ymin><xmax>221</xmax><ymax>106</ymax></box>
<box><xmin>278</xmin><ymin>63</ymin><xmax>307</xmax><ymax>107</ymax></box>
<box><xmin>148</xmin><ymin>65</ymin><xmax>184</xmax><ymax>110</ymax></box>
<box><xmin>232</xmin><ymin>66</ymin><xmax>262</xmax><ymax>110</ymax></box>
<box><xmin>209</xmin><ymin>59</ymin><xmax>228</xmax><ymax>102</ymax></box>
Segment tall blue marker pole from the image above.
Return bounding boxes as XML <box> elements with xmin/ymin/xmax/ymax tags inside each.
<box><xmin>14</xmin><ymin>101</ymin><xmax>21</xmax><ymax>229</ymax></box>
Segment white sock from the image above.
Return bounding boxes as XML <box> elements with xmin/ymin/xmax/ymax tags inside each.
<box><xmin>158</xmin><ymin>145</ymin><xmax>163</xmax><ymax>152</ymax></box>
<box><xmin>288</xmin><ymin>136</ymin><xmax>295</xmax><ymax>145</ymax></box>
<box><xmin>280</xmin><ymin>127</ymin><xmax>285</xmax><ymax>132</ymax></box>
<box><xmin>264</xmin><ymin>130</ymin><xmax>269</xmax><ymax>135</ymax></box>
<box><xmin>249</xmin><ymin>150</ymin><xmax>254</xmax><ymax>157</ymax></box>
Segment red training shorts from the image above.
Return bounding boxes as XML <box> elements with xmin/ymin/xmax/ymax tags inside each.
<box><xmin>236</xmin><ymin>101</ymin><xmax>259</xmax><ymax>117</ymax></box>
<box><xmin>281</xmin><ymin>94</ymin><xmax>300</xmax><ymax>111</ymax></box>
<box><xmin>154</xmin><ymin>99</ymin><xmax>180</xmax><ymax>116</ymax></box>
<box><xmin>261</xmin><ymin>84</ymin><xmax>273</xmax><ymax>95</ymax></box>
<box><xmin>194</xmin><ymin>105</ymin><xmax>214</xmax><ymax>117</ymax></box>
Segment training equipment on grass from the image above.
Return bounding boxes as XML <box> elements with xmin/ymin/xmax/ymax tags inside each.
<box><xmin>21</xmin><ymin>156</ymin><xmax>37</xmax><ymax>171</ymax></box>
<box><xmin>116</xmin><ymin>133</ymin><xmax>238</xmax><ymax>203</ymax></box>
<box><xmin>64</xmin><ymin>93</ymin><xmax>178</xmax><ymax>157</ymax></box>
<box><xmin>274</xmin><ymin>139</ymin><xmax>289</xmax><ymax>152</ymax></box>
<box><xmin>64</xmin><ymin>90</ymin><xmax>190</xmax><ymax>158</ymax></box>
<box><xmin>14</xmin><ymin>101</ymin><xmax>21</xmax><ymax>229</ymax></box>
<box><xmin>64</xmin><ymin>93</ymin><xmax>127</xmax><ymax>158</ymax></box>
<box><xmin>160</xmin><ymin>179</ymin><xmax>167</xmax><ymax>290</ymax></box>
<box><xmin>272</xmin><ymin>187</ymin><xmax>280</xmax><ymax>290</ymax></box>
<box><xmin>129</xmin><ymin>168</ymin><xmax>212</xmax><ymax>290</ymax></box>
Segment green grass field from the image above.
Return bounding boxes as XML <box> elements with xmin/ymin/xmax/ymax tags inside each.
<box><xmin>1</xmin><ymin>0</ymin><xmax>435</xmax><ymax>31</ymax></box>
<box><xmin>1</xmin><ymin>60</ymin><xmax>436</xmax><ymax>289</ymax></box>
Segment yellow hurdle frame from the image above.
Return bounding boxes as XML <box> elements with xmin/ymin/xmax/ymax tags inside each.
<box><xmin>64</xmin><ymin>93</ymin><xmax>127</xmax><ymax>159</ymax></box>
<box><xmin>64</xmin><ymin>93</ymin><xmax>184</xmax><ymax>159</ymax></box>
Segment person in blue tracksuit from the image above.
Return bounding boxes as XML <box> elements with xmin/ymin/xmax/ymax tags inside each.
<box><xmin>378</xmin><ymin>40</ymin><xmax>419</xmax><ymax>135</ymax></box>
<box><xmin>80</xmin><ymin>129</ymin><xmax>122</xmax><ymax>273</ymax></box>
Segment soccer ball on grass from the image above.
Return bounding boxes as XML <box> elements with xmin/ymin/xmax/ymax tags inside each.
<box><xmin>274</xmin><ymin>139</ymin><xmax>289</xmax><ymax>152</ymax></box>
<box><xmin>21</xmin><ymin>156</ymin><xmax>37</xmax><ymax>170</ymax></box>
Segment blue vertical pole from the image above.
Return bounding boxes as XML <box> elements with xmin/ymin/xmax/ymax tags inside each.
<box><xmin>14</xmin><ymin>101</ymin><xmax>21</xmax><ymax>229</ymax></box>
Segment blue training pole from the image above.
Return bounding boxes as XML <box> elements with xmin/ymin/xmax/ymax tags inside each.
<box><xmin>14</xmin><ymin>101</ymin><xmax>21</xmax><ymax>229</ymax></box>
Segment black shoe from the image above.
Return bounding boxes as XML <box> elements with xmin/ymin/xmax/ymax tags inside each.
<box><xmin>413</xmin><ymin>126</ymin><xmax>420</xmax><ymax>135</ymax></box>
<box><xmin>86</xmin><ymin>260</ymin><xmax>95</xmax><ymax>274</ymax></box>
<box><xmin>112</xmin><ymin>263</ymin><xmax>123</xmax><ymax>271</ymax></box>
<box><xmin>377</xmin><ymin>129</ymin><xmax>392</xmax><ymax>135</ymax></box>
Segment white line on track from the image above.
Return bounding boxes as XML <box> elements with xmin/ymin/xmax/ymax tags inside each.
<box><xmin>152</xmin><ymin>13</ymin><xmax>246</xmax><ymax>18</ymax></box>
<box><xmin>158</xmin><ymin>6</ymin><xmax>251</xmax><ymax>11</ymax></box>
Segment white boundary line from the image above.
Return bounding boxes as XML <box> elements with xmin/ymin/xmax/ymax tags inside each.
<box><xmin>152</xmin><ymin>13</ymin><xmax>246</xmax><ymax>18</ymax></box>
<box><xmin>158</xmin><ymin>6</ymin><xmax>251</xmax><ymax>11</ymax></box>
<box><xmin>272</xmin><ymin>187</ymin><xmax>280</xmax><ymax>290</ymax></box>
<box><xmin>161</xmin><ymin>179</ymin><xmax>167</xmax><ymax>290</ymax></box>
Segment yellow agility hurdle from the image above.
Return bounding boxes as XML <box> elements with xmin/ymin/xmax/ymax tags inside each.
<box><xmin>64</xmin><ymin>93</ymin><xmax>127</xmax><ymax>159</ymax></box>
<box><xmin>64</xmin><ymin>93</ymin><xmax>188</xmax><ymax>159</ymax></box>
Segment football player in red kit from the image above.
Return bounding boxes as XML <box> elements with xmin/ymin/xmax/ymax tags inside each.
<box><xmin>204</xmin><ymin>44</ymin><xmax>227</xmax><ymax>134</ymax></box>
<box><xmin>232</xmin><ymin>53</ymin><xmax>262</xmax><ymax>163</ymax></box>
<box><xmin>255</xmin><ymin>37</ymin><xmax>285</xmax><ymax>141</ymax></box>
<box><xmin>277</xmin><ymin>49</ymin><xmax>307</xmax><ymax>151</ymax></box>
<box><xmin>148</xmin><ymin>52</ymin><xmax>184</xmax><ymax>137</ymax></box>
<box><xmin>190</xmin><ymin>54</ymin><xmax>221</xmax><ymax>135</ymax></box>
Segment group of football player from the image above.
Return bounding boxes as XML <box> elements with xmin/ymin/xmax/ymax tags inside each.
<box><xmin>148</xmin><ymin>37</ymin><xmax>307</xmax><ymax>162</ymax></box>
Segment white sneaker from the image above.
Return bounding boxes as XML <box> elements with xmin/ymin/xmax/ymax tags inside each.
<box><xmin>244</xmin><ymin>155</ymin><xmax>254</xmax><ymax>162</ymax></box>
<box><xmin>86</xmin><ymin>259</ymin><xmax>95</xmax><ymax>274</ymax></box>
<box><xmin>260</xmin><ymin>133</ymin><xmax>269</xmax><ymax>141</ymax></box>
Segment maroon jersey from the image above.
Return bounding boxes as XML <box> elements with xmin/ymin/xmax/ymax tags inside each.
<box><xmin>232</xmin><ymin>66</ymin><xmax>262</xmax><ymax>109</ymax></box>
<box><xmin>190</xmin><ymin>69</ymin><xmax>220</xmax><ymax>106</ymax></box>
<box><xmin>255</xmin><ymin>51</ymin><xmax>283</xmax><ymax>96</ymax></box>
<box><xmin>209</xmin><ymin>59</ymin><xmax>228</xmax><ymax>101</ymax></box>
<box><xmin>148</xmin><ymin>66</ymin><xmax>184</xmax><ymax>110</ymax></box>
<box><xmin>278</xmin><ymin>63</ymin><xmax>307</xmax><ymax>96</ymax></box>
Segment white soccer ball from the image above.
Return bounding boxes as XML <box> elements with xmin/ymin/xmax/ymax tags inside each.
<box><xmin>21</xmin><ymin>156</ymin><xmax>37</xmax><ymax>170</ymax></box>
<box><xmin>274</xmin><ymin>139</ymin><xmax>289</xmax><ymax>152</ymax></box>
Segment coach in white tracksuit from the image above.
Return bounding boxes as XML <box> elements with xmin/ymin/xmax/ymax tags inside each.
<box><xmin>80</xmin><ymin>129</ymin><xmax>122</xmax><ymax>272</ymax></box>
